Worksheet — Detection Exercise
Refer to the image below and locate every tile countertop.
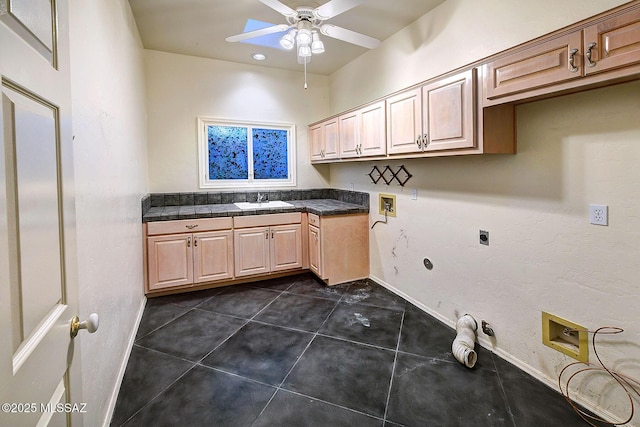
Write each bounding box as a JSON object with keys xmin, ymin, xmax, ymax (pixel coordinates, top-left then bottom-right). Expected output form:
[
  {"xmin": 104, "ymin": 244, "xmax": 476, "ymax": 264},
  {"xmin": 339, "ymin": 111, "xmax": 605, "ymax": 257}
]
[{"xmin": 142, "ymin": 190, "xmax": 370, "ymax": 223}]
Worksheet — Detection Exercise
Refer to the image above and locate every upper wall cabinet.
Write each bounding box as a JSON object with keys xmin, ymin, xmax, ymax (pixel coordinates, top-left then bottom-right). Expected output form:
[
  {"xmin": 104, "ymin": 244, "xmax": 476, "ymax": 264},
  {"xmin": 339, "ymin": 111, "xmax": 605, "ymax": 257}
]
[
  {"xmin": 583, "ymin": 8, "xmax": 640, "ymax": 76},
  {"xmin": 387, "ymin": 69, "xmax": 476, "ymax": 155},
  {"xmin": 421, "ymin": 69, "xmax": 475, "ymax": 152},
  {"xmin": 483, "ymin": 6, "xmax": 640, "ymax": 106},
  {"xmin": 339, "ymin": 101, "xmax": 386, "ymax": 159},
  {"xmin": 310, "ymin": 118, "xmax": 339, "ymax": 162},
  {"xmin": 386, "ymin": 88, "xmax": 422, "ymax": 155}
]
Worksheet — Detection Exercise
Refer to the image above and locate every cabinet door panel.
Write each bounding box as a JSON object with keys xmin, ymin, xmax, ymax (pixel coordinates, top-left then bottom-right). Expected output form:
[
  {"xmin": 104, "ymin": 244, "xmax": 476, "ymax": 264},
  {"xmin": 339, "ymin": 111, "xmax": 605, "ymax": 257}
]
[
  {"xmin": 323, "ymin": 118, "xmax": 340, "ymax": 159},
  {"xmin": 484, "ymin": 32, "xmax": 582, "ymax": 100},
  {"xmin": 583, "ymin": 8, "xmax": 640, "ymax": 76},
  {"xmin": 234, "ymin": 227, "xmax": 270, "ymax": 277},
  {"xmin": 360, "ymin": 101, "xmax": 386, "ymax": 157},
  {"xmin": 148, "ymin": 234, "xmax": 193, "ymax": 290},
  {"xmin": 309, "ymin": 124, "xmax": 323, "ymax": 162},
  {"xmin": 386, "ymin": 88, "xmax": 422, "ymax": 154},
  {"xmin": 308, "ymin": 225, "xmax": 322, "ymax": 277},
  {"xmin": 339, "ymin": 111, "xmax": 359, "ymax": 158},
  {"xmin": 194, "ymin": 231, "xmax": 234, "ymax": 283},
  {"xmin": 271, "ymin": 224, "xmax": 303, "ymax": 272},
  {"xmin": 422, "ymin": 69, "xmax": 475, "ymax": 151}
]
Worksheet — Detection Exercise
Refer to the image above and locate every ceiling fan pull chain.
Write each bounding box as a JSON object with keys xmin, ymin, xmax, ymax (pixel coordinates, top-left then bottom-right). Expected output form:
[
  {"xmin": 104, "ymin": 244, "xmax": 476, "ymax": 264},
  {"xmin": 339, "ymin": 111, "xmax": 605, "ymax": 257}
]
[{"xmin": 304, "ymin": 57, "xmax": 308, "ymax": 89}]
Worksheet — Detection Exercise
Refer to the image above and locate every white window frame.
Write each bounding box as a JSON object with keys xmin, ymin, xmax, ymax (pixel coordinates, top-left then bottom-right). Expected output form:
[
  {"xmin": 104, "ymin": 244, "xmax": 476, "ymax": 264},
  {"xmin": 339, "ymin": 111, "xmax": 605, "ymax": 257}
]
[{"xmin": 197, "ymin": 117, "xmax": 296, "ymax": 189}]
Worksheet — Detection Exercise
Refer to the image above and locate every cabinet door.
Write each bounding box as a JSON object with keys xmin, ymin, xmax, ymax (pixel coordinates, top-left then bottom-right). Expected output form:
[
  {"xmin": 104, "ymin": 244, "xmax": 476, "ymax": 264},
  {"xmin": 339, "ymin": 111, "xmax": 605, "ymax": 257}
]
[
  {"xmin": 359, "ymin": 101, "xmax": 386, "ymax": 157},
  {"xmin": 308, "ymin": 225, "xmax": 322, "ymax": 277},
  {"xmin": 339, "ymin": 110, "xmax": 359, "ymax": 158},
  {"xmin": 583, "ymin": 8, "xmax": 640, "ymax": 76},
  {"xmin": 309, "ymin": 124, "xmax": 324, "ymax": 162},
  {"xmin": 386, "ymin": 88, "xmax": 422, "ymax": 154},
  {"xmin": 147, "ymin": 233, "xmax": 193, "ymax": 290},
  {"xmin": 322, "ymin": 118, "xmax": 340, "ymax": 160},
  {"xmin": 193, "ymin": 230, "xmax": 234, "ymax": 283},
  {"xmin": 422, "ymin": 69, "xmax": 475, "ymax": 152},
  {"xmin": 234, "ymin": 227, "xmax": 270, "ymax": 277},
  {"xmin": 484, "ymin": 32, "xmax": 582, "ymax": 101},
  {"xmin": 271, "ymin": 224, "xmax": 303, "ymax": 272}
]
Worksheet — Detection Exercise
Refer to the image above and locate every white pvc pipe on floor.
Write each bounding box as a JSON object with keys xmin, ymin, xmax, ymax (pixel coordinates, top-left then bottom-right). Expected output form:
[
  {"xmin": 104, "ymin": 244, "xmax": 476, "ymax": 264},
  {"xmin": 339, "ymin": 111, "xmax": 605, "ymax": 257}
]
[{"xmin": 452, "ymin": 314, "xmax": 478, "ymax": 368}]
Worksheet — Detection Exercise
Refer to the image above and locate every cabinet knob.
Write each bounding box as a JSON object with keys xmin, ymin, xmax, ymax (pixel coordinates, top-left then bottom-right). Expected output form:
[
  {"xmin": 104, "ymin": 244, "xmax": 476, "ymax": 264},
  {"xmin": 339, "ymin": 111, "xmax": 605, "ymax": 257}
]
[
  {"xmin": 185, "ymin": 224, "xmax": 198, "ymax": 229},
  {"xmin": 187, "ymin": 237, "xmax": 191, "ymax": 247},
  {"xmin": 194, "ymin": 237, "xmax": 198, "ymax": 247},
  {"xmin": 568, "ymin": 48, "xmax": 579, "ymax": 72},
  {"xmin": 585, "ymin": 42, "xmax": 597, "ymax": 68},
  {"xmin": 416, "ymin": 134, "xmax": 422, "ymax": 149},
  {"xmin": 423, "ymin": 133, "xmax": 429, "ymax": 148}
]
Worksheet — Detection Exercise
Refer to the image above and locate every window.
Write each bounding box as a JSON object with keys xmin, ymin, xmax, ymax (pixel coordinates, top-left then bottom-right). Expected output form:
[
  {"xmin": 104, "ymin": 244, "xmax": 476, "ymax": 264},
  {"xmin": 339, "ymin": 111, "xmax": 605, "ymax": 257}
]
[{"xmin": 198, "ymin": 117, "xmax": 296, "ymax": 189}]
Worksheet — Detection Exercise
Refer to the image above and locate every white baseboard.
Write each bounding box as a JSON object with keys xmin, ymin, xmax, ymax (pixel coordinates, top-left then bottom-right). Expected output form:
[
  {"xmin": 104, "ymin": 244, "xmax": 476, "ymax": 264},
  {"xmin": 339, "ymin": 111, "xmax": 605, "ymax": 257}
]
[{"xmin": 102, "ymin": 296, "xmax": 147, "ymax": 427}]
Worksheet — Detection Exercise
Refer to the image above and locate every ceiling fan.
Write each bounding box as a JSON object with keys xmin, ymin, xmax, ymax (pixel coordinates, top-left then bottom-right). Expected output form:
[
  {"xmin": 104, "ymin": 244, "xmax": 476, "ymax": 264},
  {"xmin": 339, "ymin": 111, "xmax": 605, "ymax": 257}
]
[{"xmin": 226, "ymin": 0, "xmax": 381, "ymax": 75}]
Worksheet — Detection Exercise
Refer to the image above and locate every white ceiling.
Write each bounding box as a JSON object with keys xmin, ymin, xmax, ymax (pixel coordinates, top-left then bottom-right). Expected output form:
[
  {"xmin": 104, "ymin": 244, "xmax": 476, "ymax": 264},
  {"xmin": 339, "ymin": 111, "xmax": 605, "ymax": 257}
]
[{"xmin": 128, "ymin": 0, "xmax": 446, "ymax": 76}]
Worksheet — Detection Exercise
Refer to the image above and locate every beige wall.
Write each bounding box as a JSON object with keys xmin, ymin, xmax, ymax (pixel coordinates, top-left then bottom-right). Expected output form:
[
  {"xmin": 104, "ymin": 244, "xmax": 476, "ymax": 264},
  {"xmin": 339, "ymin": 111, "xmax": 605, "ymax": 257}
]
[
  {"xmin": 328, "ymin": 0, "xmax": 639, "ymax": 422},
  {"xmin": 145, "ymin": 50, "xmax": 331, "ymax": 192},
  {"xmin": 69, "ymin": 0, "xmax": 149, "ymax": 425}
]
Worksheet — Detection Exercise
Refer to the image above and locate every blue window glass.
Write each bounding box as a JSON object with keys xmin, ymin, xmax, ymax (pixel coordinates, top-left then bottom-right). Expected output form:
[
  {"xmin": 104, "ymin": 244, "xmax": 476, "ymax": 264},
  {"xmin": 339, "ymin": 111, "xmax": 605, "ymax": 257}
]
[
  {"xmin": 207, "ymin": 125, "xmax": 248, "ymax": 180},
  {"xmin": 253, "ymin": 128, "xmax": 288, "ymax": 179},
  {"xmin": 199, "ymin": 118, "xmax": 295, "ymax": 188}
]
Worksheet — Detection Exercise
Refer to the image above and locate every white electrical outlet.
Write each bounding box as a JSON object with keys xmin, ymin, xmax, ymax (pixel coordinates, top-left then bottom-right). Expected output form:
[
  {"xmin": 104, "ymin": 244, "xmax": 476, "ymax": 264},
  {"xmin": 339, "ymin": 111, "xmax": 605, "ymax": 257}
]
[
  {"xmin": 589, "ymin": 204, "xmax": 608, "ymax": 226},
  {"xmin": 411, "ymin": 189, "xmax": 417, "ymax": 200}
]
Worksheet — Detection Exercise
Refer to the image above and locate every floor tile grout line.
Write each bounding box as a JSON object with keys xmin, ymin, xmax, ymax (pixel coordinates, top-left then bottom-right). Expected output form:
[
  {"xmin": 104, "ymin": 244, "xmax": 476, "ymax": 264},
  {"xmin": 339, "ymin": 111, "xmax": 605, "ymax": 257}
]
[
  {"xmin": 491, "ymin": 353, "xmax": 518, "ymax": 427},
  {"xmin": 253, "ymin": 284, "xmax": 351, "ymax": 423},
  {"xmin": 383, "ymin": 308, "xmax": 406, "ymax": 424},
  {"xmin": 115, "ymin": 364, "xmax": 199, "ymax": 426},
  {"xmin": 133, "ymin": 306, "xmax": 196, "ymax": 342},
  {"xmin": 195, "ymin": 288, "xmax": 289, "ymax": 366}
]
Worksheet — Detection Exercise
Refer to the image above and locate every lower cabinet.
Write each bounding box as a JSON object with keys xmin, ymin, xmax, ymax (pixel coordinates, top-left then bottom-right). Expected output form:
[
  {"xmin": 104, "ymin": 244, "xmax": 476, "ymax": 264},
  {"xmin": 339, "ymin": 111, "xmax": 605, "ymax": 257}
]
[
  {"xmin": 307, "ymin": 213, "xmax": 369, "ymax": 286},
  {"xmin": 144, "ymin": 211, "xmax": 368, "ymax": 294},
  {"xmin": 146, "ymin": 220, "xmax": 234, "ymax": 292},
  {"xmin": 234, "ymin": 224, "xmax": 303, "ymax": 277}
]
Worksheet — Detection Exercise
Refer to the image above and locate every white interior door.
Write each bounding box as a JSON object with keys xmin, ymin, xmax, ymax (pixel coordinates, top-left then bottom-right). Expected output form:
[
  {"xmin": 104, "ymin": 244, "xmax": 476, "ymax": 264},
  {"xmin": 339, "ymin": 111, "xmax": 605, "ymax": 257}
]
[{"xmin": 0, "ymin": 0, "xmax": 82, "ymax": 426}]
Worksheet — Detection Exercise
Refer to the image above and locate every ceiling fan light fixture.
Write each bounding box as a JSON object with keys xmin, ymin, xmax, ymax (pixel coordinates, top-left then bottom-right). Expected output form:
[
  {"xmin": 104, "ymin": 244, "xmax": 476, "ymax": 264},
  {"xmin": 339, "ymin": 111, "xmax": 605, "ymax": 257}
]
[
  {"xmin": 311, "ymin": 32, "xmax": 325, "ymax": 54},
  {"xmin": 279, "ymin": 29, "xmax": 296, "ymax": 50},
  {"xmin": 298, "ymin": 44, "xmax": 312, "ymax": 58},
  {"xmin": 295, "ymin": 19, "xmax": 312, "ymax": 45}
]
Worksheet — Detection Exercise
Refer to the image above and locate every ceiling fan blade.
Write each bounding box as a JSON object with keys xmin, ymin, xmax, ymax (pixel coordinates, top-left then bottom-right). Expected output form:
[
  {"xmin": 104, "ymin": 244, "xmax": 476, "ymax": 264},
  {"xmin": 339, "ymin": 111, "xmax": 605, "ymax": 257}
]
[
  {"xmin": 313, "ymin": 0, "xmax": 366, "ymax": 20},
  {"xmin": 320, "ymin": 24, "xmax": 381, "ymax": 49},
  {"xmin": 225, "ymin": 24, "xmax": 289, "ymax": 42},
  {"xmin": 259, "ymin": 0, "xmax": 297, "ymax": 18}
]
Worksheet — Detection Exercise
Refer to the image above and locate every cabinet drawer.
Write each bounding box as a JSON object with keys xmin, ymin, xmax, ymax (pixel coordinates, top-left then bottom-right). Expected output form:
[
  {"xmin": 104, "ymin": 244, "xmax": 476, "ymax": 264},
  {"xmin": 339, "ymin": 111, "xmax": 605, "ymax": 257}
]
[
  {"xmin": 147, "ymin": 217, "xmax": 233, "ymax": 235},
  {"xmin": 308, "ymin": 213, "xmax": 320, "ymax": 227},
  {"xmin": 234, "ymin": 212, "xmax": 301, "ymax": 228}
]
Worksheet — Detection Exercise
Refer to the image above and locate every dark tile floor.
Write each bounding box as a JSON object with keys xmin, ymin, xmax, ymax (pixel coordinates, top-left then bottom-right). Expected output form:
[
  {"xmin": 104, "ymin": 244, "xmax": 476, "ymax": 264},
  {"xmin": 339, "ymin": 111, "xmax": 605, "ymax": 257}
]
[{"xmin": 111, "ymin": 273, "xmax": 594, "ymax": 427}]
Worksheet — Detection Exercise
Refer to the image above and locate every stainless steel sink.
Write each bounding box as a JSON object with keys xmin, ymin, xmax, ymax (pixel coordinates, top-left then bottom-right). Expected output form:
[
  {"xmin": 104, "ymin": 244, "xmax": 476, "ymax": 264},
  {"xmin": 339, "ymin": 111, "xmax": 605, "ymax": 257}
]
[{"xmin": 233, "ymin": 201, "xmax": 294, "ymax": 210}]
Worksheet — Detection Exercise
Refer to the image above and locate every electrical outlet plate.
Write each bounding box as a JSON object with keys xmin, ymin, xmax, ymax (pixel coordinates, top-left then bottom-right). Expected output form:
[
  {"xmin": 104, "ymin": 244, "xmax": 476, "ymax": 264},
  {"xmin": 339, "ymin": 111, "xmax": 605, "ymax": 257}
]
[
  {"xmin": 589, "ymin": 204, "xmax": 608, "ymax": 226},
  {"xmin": 479, "ymin": 230, "xmax": 489, "ymax": 246},
  {"xmin": 379, "ymin": 193, "xmax": 396, "ymax": 217},
  {"xmin": 542, "ymin": 312, "xmax": 588, "ymax": 362}
]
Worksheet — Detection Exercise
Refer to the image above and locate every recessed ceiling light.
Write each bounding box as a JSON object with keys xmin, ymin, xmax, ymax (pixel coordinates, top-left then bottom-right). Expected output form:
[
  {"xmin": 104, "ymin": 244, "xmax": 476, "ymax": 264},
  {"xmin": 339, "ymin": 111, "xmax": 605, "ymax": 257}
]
[{"xmin": 252, "ymin": 53, "xmax": 266, "ymax": 61}]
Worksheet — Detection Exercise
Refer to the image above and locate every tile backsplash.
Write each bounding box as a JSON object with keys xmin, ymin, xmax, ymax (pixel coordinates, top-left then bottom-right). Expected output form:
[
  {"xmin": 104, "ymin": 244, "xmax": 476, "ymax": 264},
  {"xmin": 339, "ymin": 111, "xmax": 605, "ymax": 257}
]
[{"xmin": 141, "ymin": 189, "xmax": 369, "ymax": 215}]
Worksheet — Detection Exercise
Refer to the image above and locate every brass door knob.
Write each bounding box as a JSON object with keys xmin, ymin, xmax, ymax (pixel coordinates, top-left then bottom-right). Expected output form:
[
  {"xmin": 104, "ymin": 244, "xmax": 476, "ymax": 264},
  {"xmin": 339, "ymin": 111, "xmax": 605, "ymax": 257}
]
[{"xmin": 70, "ymin": 313, "xmax": 99, "ymax": 338}]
